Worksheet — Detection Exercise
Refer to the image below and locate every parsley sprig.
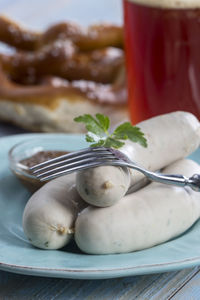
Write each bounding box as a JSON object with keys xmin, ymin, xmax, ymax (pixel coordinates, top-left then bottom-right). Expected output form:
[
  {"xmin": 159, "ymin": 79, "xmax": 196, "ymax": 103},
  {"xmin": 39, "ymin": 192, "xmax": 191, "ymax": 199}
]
[{"xmin": 74, "ymin": 113, "xmax": 147, "ymax": 149}]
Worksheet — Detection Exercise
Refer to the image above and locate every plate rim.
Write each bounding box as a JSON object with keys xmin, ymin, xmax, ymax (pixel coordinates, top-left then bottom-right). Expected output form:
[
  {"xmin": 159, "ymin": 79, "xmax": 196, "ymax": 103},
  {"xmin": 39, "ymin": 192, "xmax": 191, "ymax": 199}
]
[{"xmin": 1, "ymin": 254, "xmax": 200, "ymax": 279}]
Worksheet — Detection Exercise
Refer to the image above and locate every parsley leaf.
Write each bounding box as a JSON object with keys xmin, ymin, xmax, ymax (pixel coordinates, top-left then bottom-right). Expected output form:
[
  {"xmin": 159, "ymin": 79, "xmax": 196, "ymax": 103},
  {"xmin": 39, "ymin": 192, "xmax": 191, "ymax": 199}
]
[
  {"xmin": 74, "ymin": 114, "xmax": 105, "ymax": 136},
  {"xmin": 85, "ymin": 134, "xmax": 96, "ymax": 143},
  {"xmin": 113, "ymin": 122, "xmax": 147, "ymax": 148},
  {"xmin": 74, "ymin": 113, "xmax": 148, "ymax": 149},
  {"xmin": 104, "ymin": 137, "xmax": 125, "ymax": 149},
  {"xmin": 90, "ymin": 140, "xmax": 106, "ymax": 147},
  {"xmin": 95, "ymin": 113, "xmax": 110, "ymax": 132}
]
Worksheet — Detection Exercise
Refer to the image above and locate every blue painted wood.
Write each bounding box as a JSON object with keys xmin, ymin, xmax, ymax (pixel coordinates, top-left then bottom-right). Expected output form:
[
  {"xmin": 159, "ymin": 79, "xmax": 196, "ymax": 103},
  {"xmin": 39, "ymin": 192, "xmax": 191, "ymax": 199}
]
[
  {"xmin": 171, "ymin": 270, "xmax": 200, "ymax": 300},
  {"xmin": 0, "ymin": 268, "xmax": 200, "ymax": 299}
]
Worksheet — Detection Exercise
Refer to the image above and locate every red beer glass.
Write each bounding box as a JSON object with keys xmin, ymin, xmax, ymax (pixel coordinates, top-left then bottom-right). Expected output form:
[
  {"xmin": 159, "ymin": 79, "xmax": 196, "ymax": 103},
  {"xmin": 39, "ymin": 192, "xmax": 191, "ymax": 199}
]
[{"xmin": 123, "ymin": 0, "xmax": 200, "ymax": 124}]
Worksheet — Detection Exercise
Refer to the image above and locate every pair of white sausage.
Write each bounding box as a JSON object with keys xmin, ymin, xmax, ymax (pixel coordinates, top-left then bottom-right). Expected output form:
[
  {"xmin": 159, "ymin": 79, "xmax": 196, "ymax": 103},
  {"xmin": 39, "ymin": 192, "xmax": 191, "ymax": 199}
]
[
  {"xmin": 75, "ymin": 159, "xmax": 200, "ymax": 254},
  {"xmin": 76, "ymin": 111, "xmax": 200, "ymax": 207}
]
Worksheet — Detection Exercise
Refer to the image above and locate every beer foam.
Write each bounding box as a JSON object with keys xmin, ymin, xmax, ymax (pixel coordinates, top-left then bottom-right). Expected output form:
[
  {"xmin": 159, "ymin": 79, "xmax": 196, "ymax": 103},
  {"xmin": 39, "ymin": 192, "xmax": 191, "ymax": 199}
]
[{"xmin": 127, "ymin": 0, "xmax": 200, "ymax": 9}]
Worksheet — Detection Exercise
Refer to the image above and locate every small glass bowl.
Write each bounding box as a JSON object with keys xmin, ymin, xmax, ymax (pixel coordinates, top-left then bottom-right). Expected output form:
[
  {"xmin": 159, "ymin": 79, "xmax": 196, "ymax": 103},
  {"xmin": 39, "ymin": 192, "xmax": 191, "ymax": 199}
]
[{"xmin": 8, "ymin": 135, "xmax": 77, "ymax": 193}]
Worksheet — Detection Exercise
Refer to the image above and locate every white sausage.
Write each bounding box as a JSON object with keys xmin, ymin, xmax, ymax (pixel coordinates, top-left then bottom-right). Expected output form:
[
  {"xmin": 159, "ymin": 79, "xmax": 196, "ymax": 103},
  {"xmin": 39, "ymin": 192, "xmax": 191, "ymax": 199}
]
[
  {"xmin": 76, "ymin": 166, "xmax": 130, "ymax": 207},
  {"xmin": 23, "ymin": 174, "xmax": 86, "ymax": 250},
  {"xmin": 75, "ymin": 159, "xmax": 200, "ymax": 254},
  {"xmin": 76, "ymin": 111, "xmax": 200, "ymax": 206},
  {"xmin": 124, "ymin": 111, "xmax": 200, "ymax": 188}
]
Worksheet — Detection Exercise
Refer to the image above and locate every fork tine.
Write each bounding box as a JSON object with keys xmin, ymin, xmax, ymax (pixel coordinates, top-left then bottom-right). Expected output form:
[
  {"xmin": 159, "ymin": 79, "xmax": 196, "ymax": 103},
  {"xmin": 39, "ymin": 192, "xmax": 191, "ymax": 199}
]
[
  {"xmin": 32, "ymin": 150, "xmax": 111, "ymax": 174},
  {"xmin": 36, "ymin": 154, "xmax": 117, "ymax": 179},
  {"xmin": 30, "ymin": 147, "xmax": 109, "ymax": 171},
  {"xmin": 39, "ymin": 160, "xmax": 123, "ymax": 181}
]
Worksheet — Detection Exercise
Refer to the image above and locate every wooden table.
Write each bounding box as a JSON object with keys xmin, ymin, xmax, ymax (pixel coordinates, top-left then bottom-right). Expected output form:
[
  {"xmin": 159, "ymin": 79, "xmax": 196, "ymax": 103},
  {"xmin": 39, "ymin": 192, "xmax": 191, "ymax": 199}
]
[{"xmin": 0, "ymin": 0, "xmax": 200, "ymax": 298}]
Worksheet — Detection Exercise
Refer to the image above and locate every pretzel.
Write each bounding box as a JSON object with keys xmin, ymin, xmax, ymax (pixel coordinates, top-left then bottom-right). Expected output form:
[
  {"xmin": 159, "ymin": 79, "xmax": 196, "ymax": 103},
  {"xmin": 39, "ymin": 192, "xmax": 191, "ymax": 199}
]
[
  {"xmin": 0, "ymin": 15, "xmax": 123, "ymax": 51},
  {"xmin": 0, "ymin": 41, "xmax": 124, "ymax": 84},
  {"xmin": 0, "ymin": 16, "xmax": 128, "ymax": 133},
  {"xmin": 0, "ymin": 15, "xmax": 39, "ymax": 51},
  {"xmin": 41, "ymin": 23, "xmax": 123, "ymax": 51},
  {"xmin": 0, "ymin": 66, "xmax": 126, "ymax": 106}
]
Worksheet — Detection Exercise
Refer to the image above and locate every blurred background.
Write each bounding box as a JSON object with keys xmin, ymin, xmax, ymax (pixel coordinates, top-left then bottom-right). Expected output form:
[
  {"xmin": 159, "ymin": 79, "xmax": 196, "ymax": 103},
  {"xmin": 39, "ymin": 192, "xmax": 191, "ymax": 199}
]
[
  {"xmin": 0, "ymin": 0, "xmax": 122, "ymax": 28},
  {"xmin": 0, "ymin": 0, "xmax": 122, "ymax": 27},
  {"xmin": 0, "ymin": 0, "xmax": 123, "ymax": 136}
]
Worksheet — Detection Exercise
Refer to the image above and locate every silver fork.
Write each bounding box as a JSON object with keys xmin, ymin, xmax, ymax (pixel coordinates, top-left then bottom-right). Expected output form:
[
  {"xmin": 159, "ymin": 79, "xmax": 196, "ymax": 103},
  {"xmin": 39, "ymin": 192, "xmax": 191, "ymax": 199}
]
[{"xmin": 29, "ymin": 147, "xmax": 200, "ymax": 192}]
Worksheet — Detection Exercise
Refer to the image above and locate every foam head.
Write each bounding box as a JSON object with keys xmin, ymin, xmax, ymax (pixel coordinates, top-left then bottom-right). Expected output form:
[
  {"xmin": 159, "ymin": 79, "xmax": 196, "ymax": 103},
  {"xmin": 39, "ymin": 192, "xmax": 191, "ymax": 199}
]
[{"xmin": 126, "ymin": 0, "xmax": 200, "ymax": 9}]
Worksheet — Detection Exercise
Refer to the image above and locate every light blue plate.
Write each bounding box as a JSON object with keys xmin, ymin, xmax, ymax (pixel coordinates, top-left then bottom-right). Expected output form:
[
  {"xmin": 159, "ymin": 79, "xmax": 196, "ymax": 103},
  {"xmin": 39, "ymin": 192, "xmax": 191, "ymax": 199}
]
[{"xmin": 0, "ymin": 133, "xmax": 200, "ymax": 280}]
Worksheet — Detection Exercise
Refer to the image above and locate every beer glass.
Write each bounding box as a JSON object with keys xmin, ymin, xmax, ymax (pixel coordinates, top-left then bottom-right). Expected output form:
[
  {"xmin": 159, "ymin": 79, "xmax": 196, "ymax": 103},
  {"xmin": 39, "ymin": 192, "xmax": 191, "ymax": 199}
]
[{"xmin": 123, "ymin": 0, "xmax": 200, "ymax": 123}]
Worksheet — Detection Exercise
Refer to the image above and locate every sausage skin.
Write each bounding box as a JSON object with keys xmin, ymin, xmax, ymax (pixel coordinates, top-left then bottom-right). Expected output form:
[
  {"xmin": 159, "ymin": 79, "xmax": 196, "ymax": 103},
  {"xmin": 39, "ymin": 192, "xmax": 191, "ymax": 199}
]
[
  {"xmin": 23, "ymin": 174, "xmax": 86, "ymax": 249},
  {"xmin": 75, "ymin": 159, "xmax": 200, "ymax": 254}
]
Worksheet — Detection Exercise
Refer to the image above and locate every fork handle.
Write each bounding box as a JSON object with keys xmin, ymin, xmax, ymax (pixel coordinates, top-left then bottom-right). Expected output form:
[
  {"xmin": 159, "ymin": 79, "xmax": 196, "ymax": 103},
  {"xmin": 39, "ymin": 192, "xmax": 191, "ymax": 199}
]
[{"xmin": 147, "ymin": 172, "xmax": 200, "ymax": 192}]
